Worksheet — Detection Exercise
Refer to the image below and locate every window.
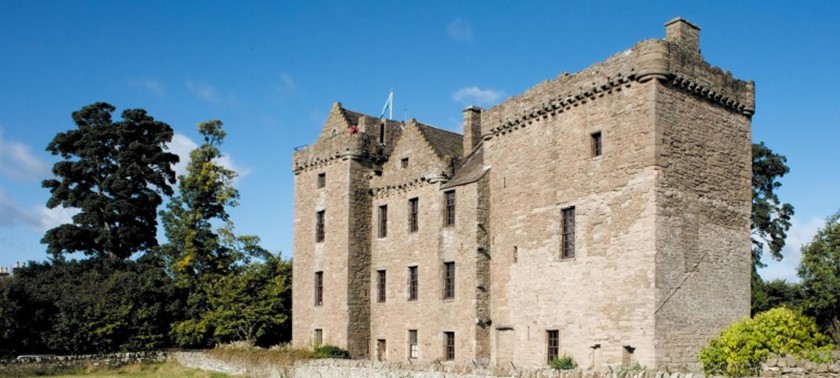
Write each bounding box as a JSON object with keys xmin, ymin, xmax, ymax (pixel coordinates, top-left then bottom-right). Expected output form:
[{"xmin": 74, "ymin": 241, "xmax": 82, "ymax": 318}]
[
  {"xmin": 408, "ymin": 198, "xmax": 419, "ymax": 233},
  {"xmin": 591, "ymin": 131, "xmax": 602, "ymax": 157},
  {"xmin": 401, "ymin": 157, "xmax": 409, "ymax": 168},
  {"xmin": 547, "ymin": 330, "xmax": 559, "ymax": 363},
  {"xmin": 377, "ymin": 339, "xmax": 387, "ymax": 361},
  {"xmin": 379, "ymin": 123, "xmax": 385, "ymax": 144},
  {"xmin": 317, "ymin": 172, "xmax": 326, "ymax": 188},
  {"xmin": 377, "ymin": 270, "xmax": 386, "ymax": 303},
  {"xmin": 314, "ymin": 271, "xmax": 323, "ymax": 306},
  {"xmin": 444, "ymin": 190, "xmax": 456, "ymax": 226},
  {"xmin": 408, "ymin": 330, "xmax": 418, "ymax": 359},
  {"xmin": 444, "ymin": 332, "xmax": 455, "ymax": 360},
  {"xmin": 443, "ymin": 262, "xmax": 455, "ymax": 299},
  {"xmin": 408, "ymin": 266, "xmax": 418, "ymax": 301},
  {"xmin": 378, "ymin": 205, "xmax": 388, "ymax": 238},
  {"xmin": 314, "ymin": 328, "xmax": 323, "ymax": 347},
  {"xmin": 316, "ymin": 210, "xmax": 325, "ymax": 243},
  {"xmin": 562, "ymin": 207, "xmax": 575, "ymax": 258}
]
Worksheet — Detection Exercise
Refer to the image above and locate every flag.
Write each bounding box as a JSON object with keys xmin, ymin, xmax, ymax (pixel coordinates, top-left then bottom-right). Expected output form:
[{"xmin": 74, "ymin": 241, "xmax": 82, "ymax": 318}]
[{"xmin": 379, "ymin": 90, "xmax": 393, "ymax": 119}]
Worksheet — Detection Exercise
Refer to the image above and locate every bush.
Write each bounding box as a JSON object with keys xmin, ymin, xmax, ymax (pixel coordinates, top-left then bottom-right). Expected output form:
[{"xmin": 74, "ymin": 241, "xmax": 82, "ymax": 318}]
[
  {"xmin": 313, "ymin": 344, "xmax": 350, "ymax": 359},
  {"xmin": 699, "ymin": 307, "xmax": 834, "ymax": 377},
  {"xmin": 549, "ymin": 354, "xmax": 578, "ymax": 370}
]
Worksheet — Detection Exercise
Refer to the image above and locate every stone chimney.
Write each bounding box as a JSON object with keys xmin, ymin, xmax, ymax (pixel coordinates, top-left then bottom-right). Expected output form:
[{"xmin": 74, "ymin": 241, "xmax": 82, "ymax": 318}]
[
  {"xmin": 463, "ymin": 105, "xmax": 482, "ymax": 155},
  {"xmin": 665, "ymin": 17, "xmax": 700, "ymax": 53}
]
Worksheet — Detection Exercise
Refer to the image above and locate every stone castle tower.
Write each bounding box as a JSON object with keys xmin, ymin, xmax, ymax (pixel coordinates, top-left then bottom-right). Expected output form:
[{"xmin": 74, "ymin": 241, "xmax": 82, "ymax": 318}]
[{"xmin": 291, "ymin": 18, "xmax": 753, "ymax": 369}]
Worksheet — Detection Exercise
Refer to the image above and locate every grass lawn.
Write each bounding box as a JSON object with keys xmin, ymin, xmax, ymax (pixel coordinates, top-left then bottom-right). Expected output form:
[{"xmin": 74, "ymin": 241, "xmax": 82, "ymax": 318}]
[{"xmin": 4, "ymin": 362, "xmax": 232, "ymax": 378}]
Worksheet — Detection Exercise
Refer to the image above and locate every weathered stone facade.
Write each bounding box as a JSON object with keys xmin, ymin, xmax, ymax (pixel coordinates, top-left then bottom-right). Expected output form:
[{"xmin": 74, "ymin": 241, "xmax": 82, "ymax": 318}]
[{"xmin": 292, "ymin": 18, "xmax": 752, "ymax": 370}]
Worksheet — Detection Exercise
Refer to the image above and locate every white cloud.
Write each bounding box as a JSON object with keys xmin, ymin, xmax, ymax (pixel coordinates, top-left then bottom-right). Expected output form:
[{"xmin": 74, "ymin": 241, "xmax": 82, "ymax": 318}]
[
  {"xmin": 758, "ymin": 216, "xmax": 825, "ymax": 282},
  {"xmin": 128, "ymin": 78, "xmax": 165, "ymax": 96},
  {"xmin": 0, "ymin": 129, "xmax": 50, "ymax": 182},
  {"xmin": 280, "ymin": 73, "xmax": 297, "ymax": 93},
  {"xmin": 187, "ymin": 80, "xmax": 237, "ymax": 106},
  {"xmin": 453, "ymin": 86, "xmax": 503, "ymax": 106},
  {"xmin": 167, "ymin": 132, "xmax": 249, "ymax": 181},
  {"xmin": 0, "ymin": 189, "xmax": 76, "ymax": 231},
  {"xmin": 447, "ymin": 18, "xmax": 473, "ymax": 41}
]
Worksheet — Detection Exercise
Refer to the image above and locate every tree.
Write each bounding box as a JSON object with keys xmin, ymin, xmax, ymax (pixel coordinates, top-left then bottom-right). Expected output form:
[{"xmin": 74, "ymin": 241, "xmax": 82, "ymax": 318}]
[
  {"xmin": 159, "ymin": 120, "xmax": 258, "ymax": 278},
  {"xmin": 172, "ymin": 254, "xmax": 292, "ymax": 346},
  {"xmin": 798, "ymin": 210, "xmax": 840, "ymax": 342},
  {"xmin": 42, "ymin": 102, "xmax": 179, "ymax": 259},
  {"xmin": 159, "ymin": 120, "xmax": 270, "ymax": 347},
  {"xmin": 750, "ymin": 142, "xmax": 795, "ymax": 312}
]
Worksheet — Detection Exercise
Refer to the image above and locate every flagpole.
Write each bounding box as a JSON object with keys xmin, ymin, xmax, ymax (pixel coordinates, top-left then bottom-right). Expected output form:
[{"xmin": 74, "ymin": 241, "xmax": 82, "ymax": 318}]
[{"xmin": 389, "ymin": 90, "xmax": 393, "ymax": 120}]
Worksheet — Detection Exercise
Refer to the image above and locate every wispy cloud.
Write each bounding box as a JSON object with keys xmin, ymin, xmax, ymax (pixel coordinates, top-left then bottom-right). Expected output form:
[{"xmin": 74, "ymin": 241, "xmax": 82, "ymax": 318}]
[
  {"xmin": 453, "ymin": 86, "xmax": 503, "ymax": 106},
  {"xmin": 447, "ymin": 18, "xmax": 473, "ymax": 41},
  {"xmin": 0, "ymin": 189, "xmax": 76, "ymax": 231},
  {"xmin": 128, "ymin": 78, "xmax": 165, "ymax": 96},
  {"xmin": 758, "ymin": 216, "xmax": 825, "ymax": 282},
  {"xmin": 167, "ymin": 132, "xmax": 250, "ymax": 181},
  {"xmin": 187, "ymin": 80, "xmax": 237, "ymax": 106},
  {"xmin": 0, "ymin": 129, "xmax": 50, "ymax": 182},
  {"xmin": 266, "ymin": 73, "xmax": 298, "ymax": 103}
]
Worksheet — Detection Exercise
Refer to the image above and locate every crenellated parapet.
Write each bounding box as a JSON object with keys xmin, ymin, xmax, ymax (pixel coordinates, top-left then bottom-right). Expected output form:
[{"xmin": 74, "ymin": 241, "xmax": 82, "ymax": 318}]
[
  {"xmin": 482, "ymin": 19, "xmax": 755, "ymax": 141},
  {"xmin": 370, "ymin": 176, "xmax": 436, "ymax": 199},
  {"xmin": 292, "ymin": 132, "xmax": 387, "ymax": 174}
]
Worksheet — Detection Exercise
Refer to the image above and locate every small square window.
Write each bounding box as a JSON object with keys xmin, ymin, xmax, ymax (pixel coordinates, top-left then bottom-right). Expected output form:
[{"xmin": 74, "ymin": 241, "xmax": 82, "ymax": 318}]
[
  {"xmin": 317, "ymin": 172, "xmax": 326, "ymax": 188},
  {"xmin": 401, "ymin": 157, "xmax": 409, "ymax": 168},
  {"xmin": 591, "ymin": 132, "xmax": 602, "ymax": 157}
]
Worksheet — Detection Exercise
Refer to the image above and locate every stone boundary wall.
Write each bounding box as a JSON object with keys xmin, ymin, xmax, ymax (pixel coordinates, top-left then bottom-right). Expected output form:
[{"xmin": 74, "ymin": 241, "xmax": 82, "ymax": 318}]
[
  {"xmin": 170, "ymin": 351, "xmax": 840, "ymax": 378},
  {"xmin": 0, "ymin": 351, "xmax": 166, "ymax": 370}
]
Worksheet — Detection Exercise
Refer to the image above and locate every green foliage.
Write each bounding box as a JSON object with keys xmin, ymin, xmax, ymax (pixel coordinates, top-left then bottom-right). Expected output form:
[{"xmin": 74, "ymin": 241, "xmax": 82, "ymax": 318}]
[
  {"xmin": 159, "ymin": 120, "xmax": 248, "ymax": 279},
  {"xmin": 751, "ymin": 142, "xmax": 795, "ymax": 313},
  {"xmin": 313, "ymin": 344, "xmax": 351, "ymax": 359},
  {"xmin": 798, "ymin": 210, "xmax": 840, "ymax": 342},
  {"xmin": 172, "ymin": 255, "xmax": 293, "ymax": 347},
  {"xmin": 751, "ymin": 279, "xmax": 804, "ymax": 315},
  {"xmin": 42, "ymin": 102, "xmax": 178, "ymax": 259},
  {"xmin": 0, "ymin": 258, "xmax": 177, "ymax": 357},
  {"xmin": 548, "ymin": 354, "xmax": 578, "ymax": 370},
  {"xmin": 698, "ymin": 307, "xmax": 834, "ymax": 377}
]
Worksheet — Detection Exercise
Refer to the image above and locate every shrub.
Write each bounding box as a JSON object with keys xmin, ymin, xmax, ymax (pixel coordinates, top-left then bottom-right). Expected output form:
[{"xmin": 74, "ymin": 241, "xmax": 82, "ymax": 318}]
[
  {"xmin": 549, "ymin": 354, "xmax": 578, "ymax": 370},
  {"xmin": 313, "ymin": 344, "xmax": 350, "ymax": 359},
  {"xmin": 699, "ymin": 307, "xmax": 834, "ymax": 377}
]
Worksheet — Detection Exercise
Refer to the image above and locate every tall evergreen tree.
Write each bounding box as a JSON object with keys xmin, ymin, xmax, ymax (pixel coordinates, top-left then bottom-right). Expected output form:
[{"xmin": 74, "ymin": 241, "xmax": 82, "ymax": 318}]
[{"xmin": 42, "ymin": 102, "xmax": 178, "ymax": 259}]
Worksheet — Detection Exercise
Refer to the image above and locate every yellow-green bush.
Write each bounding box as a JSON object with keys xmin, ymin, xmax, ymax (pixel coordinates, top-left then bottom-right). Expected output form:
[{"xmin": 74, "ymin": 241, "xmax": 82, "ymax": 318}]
[{"xmin": 699, "ymin": 307, "xmax": 834, "ymax": 377}]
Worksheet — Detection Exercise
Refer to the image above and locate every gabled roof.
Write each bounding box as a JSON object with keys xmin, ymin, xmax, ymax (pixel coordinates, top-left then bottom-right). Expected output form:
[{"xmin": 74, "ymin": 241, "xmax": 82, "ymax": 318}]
[
  {"xmin": 415, "ymin": 122, "xmax": 463, "ymax": 160},
  {"xmin": 442, "ymin": 143, "xmax": 488, "ymax": 189}
]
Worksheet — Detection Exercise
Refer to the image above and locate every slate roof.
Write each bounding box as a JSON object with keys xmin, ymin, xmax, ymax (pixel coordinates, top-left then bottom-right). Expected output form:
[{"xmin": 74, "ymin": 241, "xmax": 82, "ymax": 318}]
[
  {"xmin": 442, "ymin": 143, "xmax": 488, "ymax": 189},
  {"xmin": 415, "ymin": 123, "xmax": 463, "ymax": 160}
]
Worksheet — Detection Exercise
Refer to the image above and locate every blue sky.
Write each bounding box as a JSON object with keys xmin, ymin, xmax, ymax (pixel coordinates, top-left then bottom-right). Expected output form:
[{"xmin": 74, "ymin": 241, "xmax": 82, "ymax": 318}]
[{"xmin": 1, "ymin": 1, "xmax": 838, "ymax": 281}]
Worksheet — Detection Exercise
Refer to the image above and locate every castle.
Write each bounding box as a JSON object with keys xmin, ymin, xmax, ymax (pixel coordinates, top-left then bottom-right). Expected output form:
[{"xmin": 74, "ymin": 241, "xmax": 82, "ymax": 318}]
[{"xmin": 291, "ymin": 18, "xmax": 752, "ymax": 369}]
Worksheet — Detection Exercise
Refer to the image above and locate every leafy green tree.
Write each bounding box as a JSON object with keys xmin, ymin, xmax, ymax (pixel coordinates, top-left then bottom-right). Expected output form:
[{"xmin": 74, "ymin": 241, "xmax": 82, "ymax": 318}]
[
  {"xmin": 699, "ymin": 307, "xmax": 833, "ymax": 377},
  {"xmin": 160, "ymin": 120, "xmax": 271, "ymax": 347},
  {"xmin": 173, "ymin": 255, "xmax": 292, "ymax": 346},
  {"xmin": 750, "ymin": 142, "xmax": 795, "ymax": 312},
  {"xmin": 798, "ymin": 210, "xmax": 840, "ymax": 342},
  {"xmin": 42, "ymin": 102, "xmax": 178, "ymax": 259},
  {"xmin": 751, "ymin": 279, "xmax": 804, "ymax": 315},
  {"xmin": 160, "ymin": 120, "xmax": 258, "ymax": 279}
]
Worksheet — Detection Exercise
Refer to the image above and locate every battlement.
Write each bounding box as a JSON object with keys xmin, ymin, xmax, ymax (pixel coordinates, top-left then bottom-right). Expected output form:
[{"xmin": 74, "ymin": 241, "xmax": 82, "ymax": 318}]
[{"xmin": 480, "ymin": 18, "xmax": 754, "ymax": 141}]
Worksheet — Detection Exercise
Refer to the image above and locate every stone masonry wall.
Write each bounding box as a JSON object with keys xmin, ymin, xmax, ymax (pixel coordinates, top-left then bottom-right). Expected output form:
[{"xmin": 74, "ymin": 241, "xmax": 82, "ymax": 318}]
[
  {"xmin": 483, "ymin": 78, "xmax": 659, "ymax": 369},
  {"xmin": 652, "ymin": 78, "xmax": 752, "ymax": 368}
]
